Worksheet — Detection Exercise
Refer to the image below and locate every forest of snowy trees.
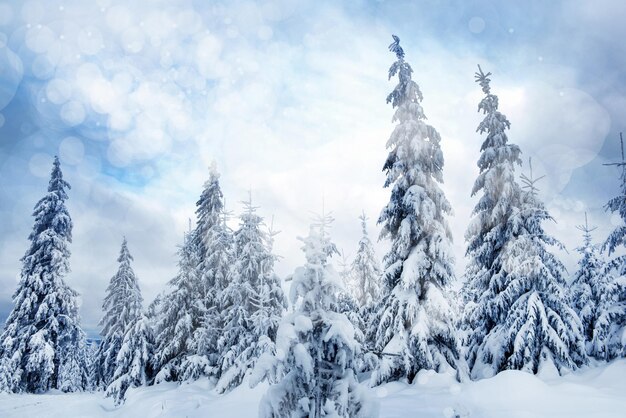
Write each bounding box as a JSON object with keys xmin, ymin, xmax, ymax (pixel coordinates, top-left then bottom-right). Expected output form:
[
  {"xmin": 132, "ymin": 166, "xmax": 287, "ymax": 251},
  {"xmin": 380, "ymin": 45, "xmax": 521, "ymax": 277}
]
[{"xmin": 0, "ymin": 35, "xmax": 625, "ymax": 416}]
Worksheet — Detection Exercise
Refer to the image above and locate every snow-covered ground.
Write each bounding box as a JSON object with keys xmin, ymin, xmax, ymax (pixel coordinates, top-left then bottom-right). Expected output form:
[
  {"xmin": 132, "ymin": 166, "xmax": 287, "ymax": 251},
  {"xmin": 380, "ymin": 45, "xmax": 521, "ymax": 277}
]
[{"xmin": 2, "ymin": 360, "xmax": 626, "ymax": 418}]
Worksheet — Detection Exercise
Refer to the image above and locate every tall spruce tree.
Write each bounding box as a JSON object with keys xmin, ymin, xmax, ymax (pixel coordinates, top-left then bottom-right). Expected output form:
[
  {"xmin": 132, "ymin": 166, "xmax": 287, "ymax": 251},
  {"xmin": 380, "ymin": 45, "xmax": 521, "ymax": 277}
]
[
  {"xmin": 336, "ymin": 249, "xmax": 363, "ymax": 344},
  {"xmin": 569, "ymin": 213, "xmax": 610, "ymax": 357},
  {"xmin": 249, "ymin": 215, "xmax": 287, "ymax": 355},
  {"xmin": 216, "ymin": 196, "xmax": 286, "ymax": 393},
  {"xmin": 194, "ymin": 163, "xmax": 226, "ymax": 334},
  {"xmin": 106, "ymin": 314, "xmax": 153, "ymax": 404},
  {"xmin": 349, "ymin": 213, "xmax": 382, "ymax": 371},
  {"xmin": 256, "ymin": 214, "xmax": 375, "ymax": 418},
  {"xmin": 153, "ymin": 164, "xmax": 230, "ymax": 383},
  {"xmin": 96, "ymin": 238, "xmax": 143, "ymax": 388},
  {"xmin": 370, "ymin": 35, "xmax": 460, "ymax": 385},
  {"xmin": 463, "ymin": 68, "xmax": 586, "ymax": 378},
  {"xmin": 462, "ymin": 66, "xmax": 523, "ymax": 376},
  {"xmin": 100, "ymin": 242, "xmax": 152, "ymax": 404},
  {"xmin": 189, "ymin": 208, "xmax": 235, "ymax": 380},
  {"xmin": 597, "ymin": 133, "xmax": 626, "ymax": 359},
  {"xmin": 194, "ymin": 162, "xmax": 231, "ymax": 354},
  {"xmin": 351, "ymin": 212, "xmax": 381, "ymax": 308},
  {"xmin": 0, "ymin": 157, "xmax": 87, "ymax": 392},
  {"xmin": 195, "ymin": 162, "xmax": 225, "ymax": 265},
  {"xmin": 178, "ymin": 164, "xmax": 230, "ymax": 381},
  {"xmin": 153, "ymin": 231, "xmax": 203, "ymax": 383}
]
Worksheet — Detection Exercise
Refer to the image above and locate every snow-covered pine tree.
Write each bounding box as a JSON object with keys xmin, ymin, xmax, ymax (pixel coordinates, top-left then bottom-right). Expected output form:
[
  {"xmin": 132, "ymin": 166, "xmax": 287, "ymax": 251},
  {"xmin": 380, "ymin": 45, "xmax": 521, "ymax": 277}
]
[
  {"xmin": 187, "ymin": 208, "xmax": 235, "ymax": 380},
  {"xmin": 96, "ymin": 238, "xmax": 143, "ymax": 388},
  {"xmin": 596, "ymin": 133, "xmax": 626, "ymax": 359},
  {"xmin": 335, "ymin": 249, "xmax": 364, "ymax": 348},
  {"xmin": 0, "ymin": 156, "xmax": 88, "ymax": 393},
  {"xmin": 216, "ymin": 196, "xmax": 286, "ymax": 393},
  {"xmin": 256, "ymin": 214, "xmax": 375, "ymax": 418},
  {"xmin": 0, "ymin": 355, "xmax": 11, "ymax": 392},
  {"xmin": 462, "ymin": 65, "xmax": 524, "ymax": 376},
  {"xmin": 569, "ymin": 213, "xmax": 610, "ymax": 357},
  {"xmin": 464, "ymin": 70, "xmax": 587, "ymax": 378},
  {"xmin": 370, "ymin": 35, "xmax": 460, "ymax": 385},
  {"xmin": 194, "ymin": 162, "xmax": 225, "ymax": 265},
  {"xmin": 194, "ymin": 163, "xmax": 226, "ymax": 321},
  {"xmin": 85, "ymin": 339, "xmax": 100, "ymax": 392},
  {"xmin": 106, "ymin": 314, "xmax": 154, "ymax": 404},
  {"xmin": 337, "ymin": 250, "xmax": 355, "ymax": 295},
  {"xmin": 58, "ymin": 330, "xmax": 89, "ymax": 393},
  {"xmin": 348, "ymin": 213, "xmax": 382, "ymax": 371},
  {"xmin": 153, "ymin": 230, "xmax": 203, "ymax": 383},
  {"xmin": 247, "ymin": 215, "xmax": 287, "ymax": 379},
  {"xmin": 351, "ymin": 212, "xmax": 381, "ymax": 308},
  {"xmin": 480, "ymin": 159, "xmax": 587, "ymax": 376},
  {"xmin": 177, "ymin": 164, "xmax": 230, "ymax": 381}
]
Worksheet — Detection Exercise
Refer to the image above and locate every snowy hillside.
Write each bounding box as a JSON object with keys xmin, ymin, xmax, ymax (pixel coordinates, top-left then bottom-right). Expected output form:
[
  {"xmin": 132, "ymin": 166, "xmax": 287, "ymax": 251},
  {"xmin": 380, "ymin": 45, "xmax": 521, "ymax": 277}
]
[{"xmin": 2, "ymin": 360, "xmax": 626, "ymax": 418}]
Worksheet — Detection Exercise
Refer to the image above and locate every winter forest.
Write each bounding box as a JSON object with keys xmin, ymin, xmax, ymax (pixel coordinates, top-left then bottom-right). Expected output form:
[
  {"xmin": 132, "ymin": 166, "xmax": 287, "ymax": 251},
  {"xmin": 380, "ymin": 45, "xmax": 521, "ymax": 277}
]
[{"xmin": 1, "ymin": 1, "xmax": 626, "ymax": 417}]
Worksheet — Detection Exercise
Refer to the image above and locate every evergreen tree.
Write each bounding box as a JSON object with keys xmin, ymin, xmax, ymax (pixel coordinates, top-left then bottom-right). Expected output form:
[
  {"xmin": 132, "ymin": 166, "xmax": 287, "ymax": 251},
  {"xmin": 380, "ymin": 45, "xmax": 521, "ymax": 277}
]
[
  {"xmin": 337, "ymin": 249, "xmax": 355, "ymax": 297},
  {"xmin": 462, "ymin": 66, "xmax": 524, "ymax": 377},
  {"xmin": 195, "ymin": 163, "xmax": 227, "ymax": 337},
  {"xmin": 195, "ymin": 162, "xmax": 225, "ymax": 266},
  {"xmin": 335, "ymin": 249, "xmax": 365, "ymax": 352},
  {"xmin": 370, "ymin": 35, "xmax": 460, "ymax": 385},
  {"xmin": 176, "ymin": 164, "xmax": 230, "ymax": 381},
  {"xmin": 153, "ymin": 231, "xmax": 203, "ymax": 383},
  {"xmin": 477, "ymin": 160, "xmax": 586, "ymax": 376},
  {"xmin": 216, "ymin": 196, "xmax": 286, "ymax": 393},
  {"xmin": 0, "ymin": 356, "xmax": 11, "ymax": 392},
  {"xmin": 351, "ymin": 212, "xmax": 381, "ymax": 308},
  {"xmin": 85, "ymin": 340, "xmax": 100, "ymax": 392},
  {"xmin": 247, "ymin": 217, "xmax": 288, "ymax": 381},
  {"xmin": 462, "ymin": 73, "xmax": 587, "ymax": 377},
  {"xmin": 255, "ymin": 214, "xmax": 375, "ymax": 418},
  {"xmin": 569, "ymin": 213, "xmax": 610, "ymax": 357},
  {"xmin": 189, "ymin": 209, "xmax": 235, "ymax": 380},
  {"xmin": 106, "ymin": 315, "xmax": 154, "ymax": 404},
  {"xmin": 597, "ymin": 134, "xmax": 626, "ymax": 359},
  {"xmin": 0, "ymin": 156, "xmax": 87, "ymax": 393},
  {"xmin": 96, "ymin": 238, "xmax": 143, "ymax": 388}
]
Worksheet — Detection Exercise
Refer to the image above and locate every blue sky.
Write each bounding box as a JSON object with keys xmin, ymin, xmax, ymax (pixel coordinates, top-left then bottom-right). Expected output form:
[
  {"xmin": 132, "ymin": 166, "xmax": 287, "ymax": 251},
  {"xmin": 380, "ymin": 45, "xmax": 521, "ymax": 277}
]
[{"xmin": 0, "ymin": 0, "xmax": 624, "ymax": 336}]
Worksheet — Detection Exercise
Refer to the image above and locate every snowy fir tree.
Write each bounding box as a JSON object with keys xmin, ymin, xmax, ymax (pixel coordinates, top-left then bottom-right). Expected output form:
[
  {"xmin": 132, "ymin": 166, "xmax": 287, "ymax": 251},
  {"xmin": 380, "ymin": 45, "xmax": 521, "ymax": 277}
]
[
  {"xmin": 96, "ymin": 238, "xmax": 143, "ymax": 388},
  {"xmin": 85, "ymin": 340, "xmax": 100, "ymax": 392},
  {"xmin": 336, "ymin": 249, "xmax": 355, "ymax": 295},
  {"xmin": 335, "ymin": 248, "xmax": 365, "ymax": 351},
  {"xmin": 216, "ymin": 196, "xmax": 286, "ymax": 393},
  {"xmin": 0, "ymin": 156, "xmax": 88, "ymax": 393},
  {"xmin": 569, "ymin": 213, "xmax": 612, "ymax": 357},
  {"xmin": 194, "ymin": 162, "xmax": 225, "ymax": 264},
  {"xmin": 596, "ymin": 134, "xmax": 626, "ymax": 360},
  {"xmin": 106, "ymin": 314, "xmax": 154, "ymax": 404},
  {"xmin": 153, "ymin": 230, "xmax": 204, "ymax": 383},
  {"xmin": 0, "ymin": 356, "xmax": 11, "ymax": 392},
  {"xmin": 351, "ymin": 212, "xmax": 381, "ymax": 308},
  {"xmin": 369, "ymin": 35, "xmax": 460, "ymax": 385},
  {"xmin": 462, "ymin": 84, "xmax": 587, "ymax": 378},
  {"xmin": 188, "ymin": 208, "xmax": 235, "ymax": 381},
  {"xmin": 175, "ymin": 163, "xmax": 231, "ymax": 381},
  {"xmin": 491, "ymin": 159, "xmax": 586, "ymax": 375},
  {"xmin": 255, "ymin": 214, "xmax": 375, "ymax": 418},
  {"xmin": 98, "ymin": 240, "xmax": 151, "ymax": 404},
  {"xmin": 345, "ymin": 213, "xmax": 382, "ymax": 371},
  {"xmin": 194, "ymin": 163, "xmax": 227, "ymax": 327},
  {"xmin": 462, "ymin": 66, "xmax": 524, "ymax": 377},
  {"xmin": 247, "ymin": 216, "xmax": 288, "ymax": 379}
]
